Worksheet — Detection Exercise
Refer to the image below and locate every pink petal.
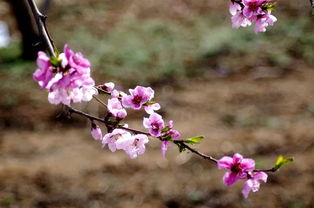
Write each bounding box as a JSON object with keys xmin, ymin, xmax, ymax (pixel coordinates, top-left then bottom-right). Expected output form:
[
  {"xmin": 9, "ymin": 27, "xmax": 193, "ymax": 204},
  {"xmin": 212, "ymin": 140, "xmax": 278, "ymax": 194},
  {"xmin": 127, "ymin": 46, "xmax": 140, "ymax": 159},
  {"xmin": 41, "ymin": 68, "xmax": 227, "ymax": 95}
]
[
  {"xmin": 242, "ymin": 180, "xmax": 252, "ymax": 198},
  {"xmin": 233, "ymin": 153, "xmax": 243, "ymax": 164},
  {"xmin": 223, "ymin": 172, "xmax": 239, "ymax": 186},
  {"xmin": 161, "ymin": 141, "xmax": 169, "ymax": 158},
  {"xmin": 217, "ymin": 156, "xmax": 233, "ymax": 169},
  {"xmin": 240, "ymin": 158, "xmax": 255, "ymax": 171}
]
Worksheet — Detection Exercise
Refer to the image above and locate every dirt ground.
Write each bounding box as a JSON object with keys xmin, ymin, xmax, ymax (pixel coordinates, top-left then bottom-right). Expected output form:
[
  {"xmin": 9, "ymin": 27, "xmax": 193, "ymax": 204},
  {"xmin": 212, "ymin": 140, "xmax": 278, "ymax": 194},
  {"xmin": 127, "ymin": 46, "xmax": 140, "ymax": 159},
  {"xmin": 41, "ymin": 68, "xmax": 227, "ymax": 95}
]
[{"xmin": 0, "ymin": 70, "xmax": 313, "ymax": 208}]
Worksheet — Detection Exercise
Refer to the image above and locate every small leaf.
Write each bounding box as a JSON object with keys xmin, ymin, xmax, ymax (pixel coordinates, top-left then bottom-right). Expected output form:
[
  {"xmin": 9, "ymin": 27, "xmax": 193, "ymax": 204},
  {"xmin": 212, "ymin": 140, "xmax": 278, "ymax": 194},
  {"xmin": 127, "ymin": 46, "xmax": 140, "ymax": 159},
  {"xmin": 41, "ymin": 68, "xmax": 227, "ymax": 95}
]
[
  {"xmin": 185, "ymin": 136, "xmax": 204, "ymax": 145},
  {"xmin": 162, "ymin": 126, "xmax": 171, "ymax": 133},
  {"xmin": 161, "ymin": 135, "xmax": 172, "ymax": 141},
  {"xmin": 273, "ymin": 155, "xmax": 294, "ymax": 171},
  {"xmin": 50, "ymin": 56, "xmax": 62, "ymax": 67},
  {"xmin": 145, "ymin": 101, "xmax": 155, "ymax": 106}
]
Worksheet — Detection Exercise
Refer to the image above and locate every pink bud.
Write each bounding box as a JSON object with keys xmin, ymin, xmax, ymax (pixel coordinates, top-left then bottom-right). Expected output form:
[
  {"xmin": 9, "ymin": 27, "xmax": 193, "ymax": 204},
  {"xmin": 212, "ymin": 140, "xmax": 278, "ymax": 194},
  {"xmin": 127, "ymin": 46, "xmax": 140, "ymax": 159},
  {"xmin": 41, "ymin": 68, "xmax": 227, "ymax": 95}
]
[{"xmin": 91, "ymin": 123, "xmax": 102, "ymax": 140}]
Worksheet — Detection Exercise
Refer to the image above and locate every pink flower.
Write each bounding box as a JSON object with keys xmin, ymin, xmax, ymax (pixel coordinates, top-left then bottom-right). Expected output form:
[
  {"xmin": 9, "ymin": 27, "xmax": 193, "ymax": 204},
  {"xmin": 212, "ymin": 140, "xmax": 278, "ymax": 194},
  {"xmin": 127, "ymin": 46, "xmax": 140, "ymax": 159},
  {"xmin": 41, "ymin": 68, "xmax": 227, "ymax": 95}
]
[
  {"xmin": 144, "ymin": 103, "xmax": 161, "ymax": 114},
  {"xmin": 217, "ymin": 153, "xmax": 255, "ymax": 186},
  {"xmin": 102, "ymin": 129, "xmax": 132, "ymax": 152},
  {"xmin": 34, "ymin": 45, "xmax": 97, "ymax": 106},
  {"xmin": 231, "ymin": 12, "xmax": 252, "ymax": 28},
  {"xmin": 91, "ymin": 123, "xmax": 102, "ymax": 140},
  {"xmin": 107, "ymin": 98, "xmax": 127, "ymax": 119},
  {"xmin": 47, "ymin": 72, "xmax": 96, "ymax": 105},
  {"xmin": 159, "ymin": 120, "xmax": 181, "ymax": 157},
  {"xmin": 254, "ymin": 13, "xmax": 277, "ymax": 33},
  {"xmin": 229, "ymin": 0, "xmax": 277, "ymax": 33},
  {"xmin": 116, "ymin": 134, "xmax": 149, "ymax": 159},
  {"xmin": 229, "ymin": 2, "xmax": 242, "ymax": 16},
  {"xmin": 111, "ymin": 89, "xmax": 120, "ymax": 98},
  {"xmin": 242, "ymin": 0, "xmax": 265, "ymax": 18},
  {"xmin": 143, "ymin": 113, "xmax": 165, "ymax": 137},
  {"xmin": 242, "ymin": 171, "xmax": 268, "ymax": 198},
  {"xmin": 161, "ymin": 141, "xmax": 169, "ymax": 158},
  {"xmin": 64, "ymin": 44, "xmax": 90, "ymax": 74},
  {"xmin": 160, "ymin": 129, "xmax": 181, "ymax": 157},
  {"xmin": 33, "ymin": 51, "xmax": 54, "ymax": 89},
  {"xmin": 122, "ymin": 86, "xmax": 154, "ymax": 110},
  {"xmin": 100, "ymin": 82, "xmax": 115, "ymax": 93}
]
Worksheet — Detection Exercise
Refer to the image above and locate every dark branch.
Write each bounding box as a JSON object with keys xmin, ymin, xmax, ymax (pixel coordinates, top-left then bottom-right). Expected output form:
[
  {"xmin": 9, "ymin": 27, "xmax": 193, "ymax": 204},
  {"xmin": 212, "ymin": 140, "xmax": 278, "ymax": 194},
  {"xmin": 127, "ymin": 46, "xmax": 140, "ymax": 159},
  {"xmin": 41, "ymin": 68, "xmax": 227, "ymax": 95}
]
[
  {"xmin": 66, "ymin": 105, "xmax": 218, "ymax": 162},
  {"xmin": 26, "ymin": 0, "xmax": 55, "ymax": 56}
]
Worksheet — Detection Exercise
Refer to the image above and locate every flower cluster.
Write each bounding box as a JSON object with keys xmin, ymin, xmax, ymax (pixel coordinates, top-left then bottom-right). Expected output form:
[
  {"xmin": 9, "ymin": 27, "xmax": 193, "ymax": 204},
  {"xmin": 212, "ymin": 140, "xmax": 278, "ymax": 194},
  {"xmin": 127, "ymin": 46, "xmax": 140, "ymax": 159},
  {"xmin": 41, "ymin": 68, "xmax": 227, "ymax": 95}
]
[
  {"xmin": 102, "ymin": 128, "xmax": 149, "ymax": 159},
  {"xmin": 89, "ymin": 83, "xmax": 180, "ymax": 158},
  {"xmin": 143, "ymin": 113, "xmax": 181, "ymax": 157},
  {"xmin": 229, "ymin": 0, "xmax": 277, "ymax": 33},
  {"xmin": 218, "ymin": 153, "xmax": 268, "ymax": 198},
  {"xmin": 33, "ymin": 45, "xmax": 97, "ymax": 105}
]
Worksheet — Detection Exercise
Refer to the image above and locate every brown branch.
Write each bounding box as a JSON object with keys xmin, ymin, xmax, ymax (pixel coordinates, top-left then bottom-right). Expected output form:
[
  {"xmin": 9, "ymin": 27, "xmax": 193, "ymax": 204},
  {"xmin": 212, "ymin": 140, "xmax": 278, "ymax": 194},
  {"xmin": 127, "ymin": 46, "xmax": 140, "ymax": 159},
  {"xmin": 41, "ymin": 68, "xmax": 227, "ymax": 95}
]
[
  {"xmin": 253, "ymin": 168, "xmax": 277, "ymax": 173},
  {"xmin": 93, "ymin": 95, "xmax": 107, "ymax": 107},
  {"xmin": 26, "ymin": 0, "xmax": 55, "ymax": 57},
  {"xmin": 174, "ymin": 140, "xmax": 218, "ymax": 163},
  {"xmin": 66, "ymin": 105, "xmax": 219, "ymax": 162}
]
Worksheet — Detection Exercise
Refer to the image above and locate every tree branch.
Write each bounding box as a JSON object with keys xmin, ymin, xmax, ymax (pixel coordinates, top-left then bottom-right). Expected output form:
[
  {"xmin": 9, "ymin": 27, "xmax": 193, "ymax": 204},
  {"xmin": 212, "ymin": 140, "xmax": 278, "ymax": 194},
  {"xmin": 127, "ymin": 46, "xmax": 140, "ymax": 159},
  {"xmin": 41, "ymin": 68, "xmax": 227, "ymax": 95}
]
[
  {"xmin": 66, "ymin": 105, "xmax": 218, "ymax": 163},
  {"xmin": 26, "ymin": 0, "xmax": 55, "ymax": 57}
]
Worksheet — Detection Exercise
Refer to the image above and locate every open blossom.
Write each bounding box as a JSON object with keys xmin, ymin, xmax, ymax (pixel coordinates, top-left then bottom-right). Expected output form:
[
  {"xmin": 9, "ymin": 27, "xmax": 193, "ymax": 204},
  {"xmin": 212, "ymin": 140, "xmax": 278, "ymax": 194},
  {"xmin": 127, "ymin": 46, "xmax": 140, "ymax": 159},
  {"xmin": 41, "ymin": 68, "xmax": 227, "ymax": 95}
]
[
  {"xmin": 102, "ymin": 129, "xmax": 132, "ymax": 152},
  {"xmin": 33, "ymin": 51, "xmax": 54, "ymax": 89},
  {"xmin": 116, "ymin": 134, "xmax": 149, "ymax": 159},
  {"xmin": 229, "ymin": 0, "xmax": 277, "ymax": 33},
  {"xmin": 91, "ymin": 123, "xmax": 102, "ymax": 140},
  {"xmin": 122, "ymin": 86, "xmax": 155, "ymax": 110},
  {"xmin": 217, "ymin": 153, "xmax": 255, "ymax": 186},
  {"xmin": 64, "ymin": 44, "xmax": 91, "ymax": 74},
  {"xmin": 242, "ymin": 0, "xmax": 265, "ymax": 18},
  {"xmin": 254, "ymin": 12, "xmax": 277, "ymax": 33},
  {"xmin": 144, "ymin": 103, "xmax": 161, "ymax": 114},
  {"xmin": 48, "ymin": 72, "xmax": 96, "ymax": 105},
  {"xmin": 143, "ymin": 113, "xmax": 165, "ymax": 137},
  {"xmin": 242, "ymin": 171, "xmax": 268, "ymax": 198},
  {"xmin": 33, "ymin": 45, "xmax": 97, "ymax": 105},
  {"xmin": 107, "ymin": 98, "xmax": 127, "ymax": 119}
]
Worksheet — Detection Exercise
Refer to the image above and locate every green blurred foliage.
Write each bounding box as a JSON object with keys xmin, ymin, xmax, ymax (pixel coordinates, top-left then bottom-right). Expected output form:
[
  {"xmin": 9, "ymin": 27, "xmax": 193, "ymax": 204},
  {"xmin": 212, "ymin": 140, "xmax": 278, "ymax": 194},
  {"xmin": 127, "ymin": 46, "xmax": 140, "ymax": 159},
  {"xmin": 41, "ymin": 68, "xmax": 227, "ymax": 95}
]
[{"xmin": 52, "ymin": 15, "xmax": 313, "ymax": 85}]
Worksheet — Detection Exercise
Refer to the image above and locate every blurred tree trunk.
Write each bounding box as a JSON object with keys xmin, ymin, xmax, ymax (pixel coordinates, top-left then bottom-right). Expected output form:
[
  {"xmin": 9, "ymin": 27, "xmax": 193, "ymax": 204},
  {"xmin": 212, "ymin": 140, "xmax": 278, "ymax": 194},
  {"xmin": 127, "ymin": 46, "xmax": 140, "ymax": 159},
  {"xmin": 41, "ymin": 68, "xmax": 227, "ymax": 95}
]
[{"xmin": 6, "ymin": 0, "xmax": 45, "ymax": 60}]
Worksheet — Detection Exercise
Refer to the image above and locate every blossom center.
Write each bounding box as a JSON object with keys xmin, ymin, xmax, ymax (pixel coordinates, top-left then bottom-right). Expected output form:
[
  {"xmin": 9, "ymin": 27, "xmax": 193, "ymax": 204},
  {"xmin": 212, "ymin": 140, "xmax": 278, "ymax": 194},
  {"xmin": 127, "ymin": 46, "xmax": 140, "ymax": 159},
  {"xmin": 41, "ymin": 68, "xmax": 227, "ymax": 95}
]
[
  {"xmin": 132, "ymin": 95, "xmax": 143, "ymax": 105},
  {"xmin": 231, "ymin": 162, "xmax": 242, "ymax": 174}
]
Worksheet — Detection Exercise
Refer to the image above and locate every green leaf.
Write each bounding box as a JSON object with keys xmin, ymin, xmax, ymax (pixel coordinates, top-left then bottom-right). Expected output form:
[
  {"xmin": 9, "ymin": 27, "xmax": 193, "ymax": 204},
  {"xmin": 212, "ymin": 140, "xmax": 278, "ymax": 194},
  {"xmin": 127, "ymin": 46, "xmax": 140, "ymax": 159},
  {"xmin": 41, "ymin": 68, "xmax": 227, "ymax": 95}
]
[
  {"xmin": 185, "ymin": 136, "xmax": 204, "ymax": 145},
  {"xmin": 161, "ymin": 126, "xmax": 171, "ymax": 133},
  {"xmin": 273, "ymin": 155, "xmax": 294, "ymax": 171},
  {"xmin": 50, "ymin": 56, "xmax": 62, "ymax": 67},
  {"xmin": 145, "ymin": 101, "xmax": 156, "ymax": 106}
]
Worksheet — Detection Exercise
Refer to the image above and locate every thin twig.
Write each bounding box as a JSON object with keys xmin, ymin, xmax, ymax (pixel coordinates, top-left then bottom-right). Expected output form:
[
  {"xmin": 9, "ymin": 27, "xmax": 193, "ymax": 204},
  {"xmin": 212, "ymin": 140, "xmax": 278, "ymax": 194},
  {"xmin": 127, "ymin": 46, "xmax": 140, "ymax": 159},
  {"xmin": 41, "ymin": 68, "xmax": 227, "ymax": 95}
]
[
  {"xmin": 174, "ymin": 141, "xmax": 218, "ymax": 164},
  {"xmin": 66, "ymin": 105, "xmax": 218, "ymax": 162},
  {"xmin": 93, "ymin": 95, "xmax": 107, "ymax": 107},
  {"xmin": 26, "ymin": 0, "xmax": 55, "ymax": 56},
  {"xmin": 253, "ymin": 168, "xmax": 276, "ymax": 173}
]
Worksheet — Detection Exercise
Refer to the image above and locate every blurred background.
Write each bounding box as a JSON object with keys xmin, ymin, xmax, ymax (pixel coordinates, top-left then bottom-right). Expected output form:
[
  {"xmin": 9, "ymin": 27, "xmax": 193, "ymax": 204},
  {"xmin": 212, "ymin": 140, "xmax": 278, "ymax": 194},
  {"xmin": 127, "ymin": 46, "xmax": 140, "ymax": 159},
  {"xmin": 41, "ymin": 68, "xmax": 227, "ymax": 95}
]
[{"xmin": 0, "ymin": 0, "xmax": 313, "ymax": 207}]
